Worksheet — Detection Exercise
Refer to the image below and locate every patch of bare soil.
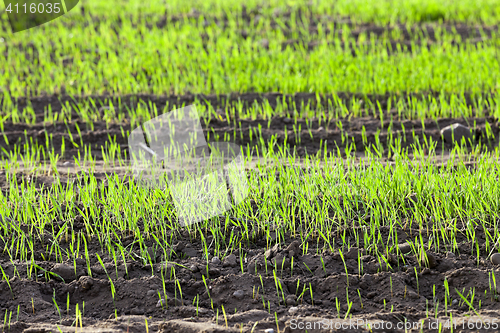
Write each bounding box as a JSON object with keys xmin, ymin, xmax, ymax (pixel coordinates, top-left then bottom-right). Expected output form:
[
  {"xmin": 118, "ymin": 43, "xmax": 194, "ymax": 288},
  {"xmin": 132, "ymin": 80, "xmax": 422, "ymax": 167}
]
[
  {"xmin": 276, "ymin": 23, "xmax": 496, "ymax": 53},
  {"xmin": 1, "ymin": 93, "xmax": 498, "ymax": 161},
  {"xmin": 1, "ymin": 223, "xmax": 500, "ymax": 332},
  {"xmin": 7, "ymin": 92, "xmax": 495, "ymax": 118},
  {"xmin": 1, "ymin": 115, "xmax": 498, "ymax": 160}
]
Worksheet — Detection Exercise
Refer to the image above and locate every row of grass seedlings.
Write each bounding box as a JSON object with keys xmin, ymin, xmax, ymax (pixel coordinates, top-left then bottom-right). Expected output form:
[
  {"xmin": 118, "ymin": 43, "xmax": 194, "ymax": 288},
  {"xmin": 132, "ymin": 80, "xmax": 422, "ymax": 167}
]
[
  {"xmin": 2, "ymin": 14, "xmax": 500, "ymax": 94},
  {"xmin": 0, "ymin": 152, "xmax": 498, "ymax": 302},
  {"xmin": 4, "ymin": 102, "xmax": 500, "ymax": 300}
]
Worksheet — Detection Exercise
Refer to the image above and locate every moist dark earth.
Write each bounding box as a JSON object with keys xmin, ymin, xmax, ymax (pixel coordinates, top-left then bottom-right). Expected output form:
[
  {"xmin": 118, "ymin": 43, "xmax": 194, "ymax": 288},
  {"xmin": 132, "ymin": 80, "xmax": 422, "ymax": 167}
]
[
  {"xmin": 2, "ymin": 12, "xmax": 500, "ymax": 333},
  {"xmin": 2, "ymin": 92, "xmax": 499, "ymax": 161},
  {"xmin": 1, "ymin": 94, "xmax": 500, "ymax": 332},
  {"xmin": 1, "ymin": 110, "xmax": 500, "ymax": 332},
  {"xmin": 2, "ymin": 93, "xmax": 500, "ymax": 332},
  {"xmin": 1, "ymin": 219, "xmax": 500, "ymax": 333}
]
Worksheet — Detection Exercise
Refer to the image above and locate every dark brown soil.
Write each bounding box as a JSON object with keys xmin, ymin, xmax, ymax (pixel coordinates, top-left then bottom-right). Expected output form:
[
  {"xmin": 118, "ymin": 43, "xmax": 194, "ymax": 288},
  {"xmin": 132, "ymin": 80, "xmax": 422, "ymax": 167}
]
[
  {"xmin": 1, "ymin": 92, "xmax": 499, "ymax": 332},
  {"xmin": 3, "ymin": 114, "xmax": 499, "ymax": 160},
  {"xmin": 1, "ymin": 93, "xmax": 499, "ymax": 162},
  {"xmin": 1, "ymin": 220, "xmax": 500, "ymax": 332},
  {"xmin": 7, "ymin": 91, "xmax": 496, "ymax": 118},
  {"xmin": 2, "ymin": 1, "xmax": 500, "ymax": 329}
]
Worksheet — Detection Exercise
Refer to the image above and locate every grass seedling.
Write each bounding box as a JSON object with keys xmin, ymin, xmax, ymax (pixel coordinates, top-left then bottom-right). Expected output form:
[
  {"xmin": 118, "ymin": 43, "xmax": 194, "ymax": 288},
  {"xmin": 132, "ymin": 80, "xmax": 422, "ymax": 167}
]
[
  {"xmin": 335, "ymin": 297, "xmax": 340, "ymax": 318},
  {"xmin": 338, "ymin": 249, "xmax": 349, "ymax": 286},
  {"xmin": 221, "ymin": 305, "xmax": 228, "ymax": 328},
  {"xmin": 455, "ymin": 288, "xmax": 484, "ymax": 323},
  {"xmin": 414, "ymin": 267, "xmax": 420, "ymax": 295},
  {"xmin": 344, "ymin": 288, "xmax": 352, "ymax": 319},
  {"xmin": 357, "ymin": 289, "xmax": 364, "ymax": 310},
  {"xmin": 320, "ymin": 256, "xmax": 326, "ymax": 277},
  {"xmin": 157, "ymin": 291, "xmax": 165, "ymax": 311},
  {"xmin": 444, "ymin": 278, "xmax": 450, "ymax": 314},
  {"xmin": 53, "ymin": 290, "xmax": 62, "ymax": 321},
  {"xmin": 202, "ymin": 275, "xmax": 213, "ymax": 310},
  {"xmin": 309, "ymin": 283, "xmax": 314, "ymax": 306}
]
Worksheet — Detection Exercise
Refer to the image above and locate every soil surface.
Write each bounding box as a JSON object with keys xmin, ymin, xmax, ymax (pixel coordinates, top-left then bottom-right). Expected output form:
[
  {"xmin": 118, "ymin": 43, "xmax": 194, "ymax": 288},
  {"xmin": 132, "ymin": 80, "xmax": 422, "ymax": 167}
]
[
  {"xmin": 2, "ymin": 7, "xmax": 500, "ymax": 328},
  {"xmin": 1, "ymin": 93, "xmax": 498, "ymax": 162},
  {"xmin": 1, "ymin": 221, "xmax": 500, "ymax": 332},
  {"xmin": 1, "ymin": 91, "xmax": 500, "ymax": 331}
]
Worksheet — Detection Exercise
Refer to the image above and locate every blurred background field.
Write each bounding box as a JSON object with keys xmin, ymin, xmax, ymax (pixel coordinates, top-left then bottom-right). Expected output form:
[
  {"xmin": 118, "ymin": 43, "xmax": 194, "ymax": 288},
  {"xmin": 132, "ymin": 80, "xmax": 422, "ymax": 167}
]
[{"xmin": 1, "ymin": 1, "xmax": 500, "ymax": 331}]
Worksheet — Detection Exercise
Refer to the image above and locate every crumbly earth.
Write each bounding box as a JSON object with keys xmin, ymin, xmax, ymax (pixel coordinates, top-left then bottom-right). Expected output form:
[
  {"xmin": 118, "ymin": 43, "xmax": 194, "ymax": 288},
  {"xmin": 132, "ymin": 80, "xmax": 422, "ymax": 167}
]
[
  {"xmin": 1, "ymin": 216, "xmax": 500, "ymax": 332},
  {"xmin": 2, "ymin": 18, "xmax": 500, "ymax": 331},
  {"xmin": 1, "ymin": 91, "xmax": 499, "ymax": 331},
  {"xmin": 2, "ymin": 92, "xmax": 499, "ymax": 161}
]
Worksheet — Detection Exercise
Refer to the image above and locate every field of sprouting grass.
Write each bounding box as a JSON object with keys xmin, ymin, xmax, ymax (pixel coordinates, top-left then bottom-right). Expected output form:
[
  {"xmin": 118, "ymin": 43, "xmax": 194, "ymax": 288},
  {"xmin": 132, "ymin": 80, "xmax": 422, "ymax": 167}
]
[{"xmin": 2, "ymin": 0, "xmax": 500, "ymax": 332}]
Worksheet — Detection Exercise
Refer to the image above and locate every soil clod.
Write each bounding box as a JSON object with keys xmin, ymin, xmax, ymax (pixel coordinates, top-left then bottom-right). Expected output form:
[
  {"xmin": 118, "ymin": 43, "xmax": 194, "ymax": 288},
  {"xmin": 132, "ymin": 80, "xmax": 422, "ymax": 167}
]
[
  {"xmin": 51, "ymin": 263, "xmax": 76, "ymax": 281},
  {"xmin": 419, "ymin": 251, "xmax": 438, "ymax": 268},
  {"xmin": 79, "ymin": 276, "xmax": 94, "ymax": 290},
  {"xmin": 211, "ymin": 256, "xmax": 221, "ymax": 265},
  {"xmin": 223, "ymin": 254, "xmax": 237, "ymax": 267},
  {"xmin": 398, "ymin": 242, "xmax": 412, "ymax": 254},
  {"xmin": 285, "ymin": 240, "xmax": 300, "ymax": 257}
]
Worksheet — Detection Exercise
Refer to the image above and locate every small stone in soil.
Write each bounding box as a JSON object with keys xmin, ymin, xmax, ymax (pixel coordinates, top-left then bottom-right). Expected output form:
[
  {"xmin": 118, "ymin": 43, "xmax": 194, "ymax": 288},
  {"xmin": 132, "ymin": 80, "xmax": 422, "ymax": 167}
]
[
  {"xmin": 491, "ymin": 253, "xmax": 500, "ymax": 265},
  {"xmin": 407, "ymin": 290, "xmax": 419, "ymax": 300},
  {"xmin": 440, "ymin": 123, "xmax": 471, "ymax": 144},
  {"xmin": 288, "ymin": 307, "xmax": 299, "ymax": 315},
  {"xmin": 190, "ymin": 264, "xmax": 199, "ymax": 272},
  {"xmin": 211, "ymin": 256, "xmax": 221, "ymax": 265},
  {"xmin": 398, "ymin": 242, "xmax": 412, "ymax": 254},
  {"xmin": 233, "ymin": 290, "xmax": 244, "ymax": 299},
  {"xmin": 286, "ymin": 295, "xmax": 297, "ymax": 306},
  {"xmin": 264, "ymin": 329, "xmax": 274, "ymax": 333},
  {"xmin": 182, "ymin": 247, "xmax": 198, "ymax": 258}
]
